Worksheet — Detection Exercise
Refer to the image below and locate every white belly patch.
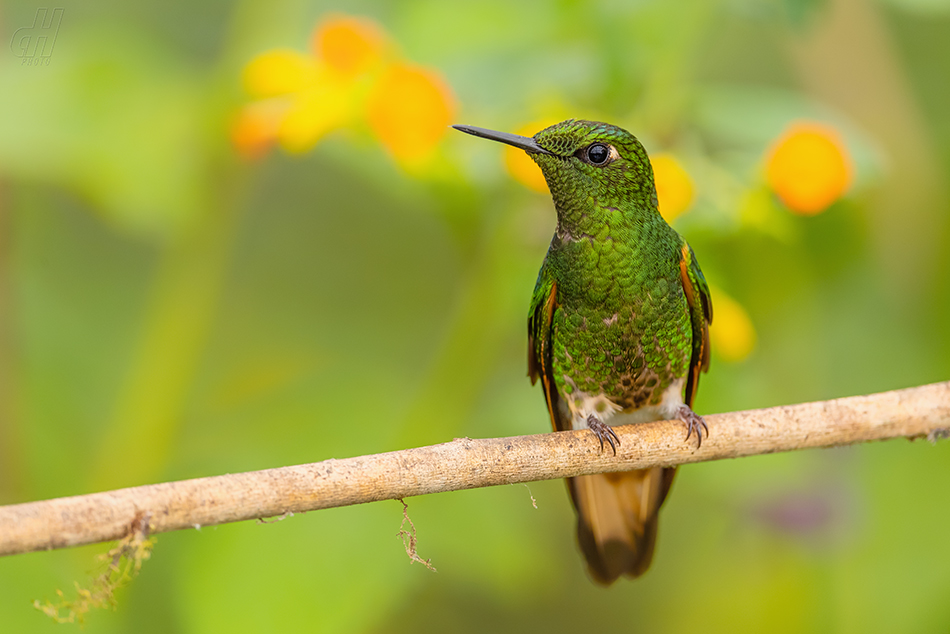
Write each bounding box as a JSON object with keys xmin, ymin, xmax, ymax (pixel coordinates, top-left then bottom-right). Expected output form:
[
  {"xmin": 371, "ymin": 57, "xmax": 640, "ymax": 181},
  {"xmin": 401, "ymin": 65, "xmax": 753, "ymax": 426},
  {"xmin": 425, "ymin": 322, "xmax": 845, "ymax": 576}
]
[{"xmin": 563, "ymin": 378, "xmax": 686, "ymax": 431}]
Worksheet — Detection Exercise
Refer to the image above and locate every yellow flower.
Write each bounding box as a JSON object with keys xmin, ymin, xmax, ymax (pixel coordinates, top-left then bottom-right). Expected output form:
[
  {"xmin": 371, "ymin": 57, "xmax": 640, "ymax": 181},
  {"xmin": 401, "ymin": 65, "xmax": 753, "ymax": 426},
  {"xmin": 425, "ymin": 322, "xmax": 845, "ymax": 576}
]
[
  {"xmin": 233, "ymin": 14, "xmax": 455, "ymax": 168},
  {"xmin": 650, "ymin": 153, "xmax": 694, "ymax": 223},
  {"xmin": 277, "ymin": 74, "xmax": 357, "ymax": 153},
  {"xmin": 503, "ymin": 119, "xmax": 560, "ymax": 193},
  {"xmin": 709, "ymin": 289, "xmax": 756, "ymax": 362},
  {"xmin": 242, "ymin": 49, "xmax": 319, "ymax": 98},
  {"xmin": 765, "ymin": 121, "xmax": 852, "ymax": 215}
]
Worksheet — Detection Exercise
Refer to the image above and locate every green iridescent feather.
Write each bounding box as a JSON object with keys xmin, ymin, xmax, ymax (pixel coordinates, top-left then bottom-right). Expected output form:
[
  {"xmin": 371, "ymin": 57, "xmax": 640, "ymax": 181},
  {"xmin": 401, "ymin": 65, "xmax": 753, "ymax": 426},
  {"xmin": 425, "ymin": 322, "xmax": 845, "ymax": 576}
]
[{"xmin": 527, "ymin": 120, "xmax": 710, "ymax": 418}]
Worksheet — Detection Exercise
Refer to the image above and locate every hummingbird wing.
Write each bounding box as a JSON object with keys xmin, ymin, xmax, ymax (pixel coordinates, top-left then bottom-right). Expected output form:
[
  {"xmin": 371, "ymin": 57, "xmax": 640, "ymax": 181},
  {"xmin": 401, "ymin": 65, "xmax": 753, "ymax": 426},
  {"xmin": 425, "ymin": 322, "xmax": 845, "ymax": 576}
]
[
  {"xmin": 528, "ymin": 268, "xmax": 563, "ymax": 431},
  {"xmin": 678, "ymin": 241, "xmax": 713, "ymax": 409}
]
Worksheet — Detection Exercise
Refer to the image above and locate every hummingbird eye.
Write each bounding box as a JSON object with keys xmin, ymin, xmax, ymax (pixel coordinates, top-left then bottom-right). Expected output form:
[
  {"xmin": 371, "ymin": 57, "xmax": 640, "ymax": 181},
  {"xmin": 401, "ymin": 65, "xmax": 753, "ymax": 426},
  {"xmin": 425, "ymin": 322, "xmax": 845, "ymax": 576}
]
[{"xmin": 582, "ymin": 143, "xmax": 612, "ymax": 166}]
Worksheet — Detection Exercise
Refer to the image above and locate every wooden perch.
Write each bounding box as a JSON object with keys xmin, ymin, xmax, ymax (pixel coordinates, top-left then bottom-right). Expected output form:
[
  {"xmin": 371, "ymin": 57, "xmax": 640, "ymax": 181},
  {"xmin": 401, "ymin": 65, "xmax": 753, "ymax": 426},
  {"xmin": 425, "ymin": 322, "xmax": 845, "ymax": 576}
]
[{"xmin": 1, "ymin": 381, "xmax": 948, "ymax": 558}]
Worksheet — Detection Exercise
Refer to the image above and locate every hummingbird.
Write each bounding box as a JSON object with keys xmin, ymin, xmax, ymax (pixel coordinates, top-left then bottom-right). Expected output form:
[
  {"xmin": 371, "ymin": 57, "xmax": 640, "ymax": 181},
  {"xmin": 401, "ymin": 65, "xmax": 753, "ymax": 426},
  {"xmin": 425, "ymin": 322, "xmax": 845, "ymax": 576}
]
[{"xmin": 454, "ymin": 120, "xmax": 712, "ymax": 584}]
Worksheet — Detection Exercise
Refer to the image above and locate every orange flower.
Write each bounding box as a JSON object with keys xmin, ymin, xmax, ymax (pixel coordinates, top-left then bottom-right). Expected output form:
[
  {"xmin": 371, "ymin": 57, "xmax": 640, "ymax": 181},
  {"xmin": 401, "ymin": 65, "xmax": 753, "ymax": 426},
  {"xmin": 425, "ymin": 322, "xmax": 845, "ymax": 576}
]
[
  {"xmin": 312, "ymin": 15, "xmax": 389, "ymax": 77},
  {"xmin": 231, "ymin": 100, "xmax": 290, "ymax": 159},
  {"xmin": 366, "ymin": 63, "xmax": 455, "ymax": 167},
  {"xmin": 503, "ymin": 119, "xmax": 560, "ymax": 193},
  {"xmin": 650, "ymin": 153, "xmax": 694, "ymax": 222},
  {"xmin": 765, "ymin": 122, "xmax": 852, "ymax": 215},
  {"xmin": 233, "ymin": 14, "xmax": 455, "ymax": 168}
]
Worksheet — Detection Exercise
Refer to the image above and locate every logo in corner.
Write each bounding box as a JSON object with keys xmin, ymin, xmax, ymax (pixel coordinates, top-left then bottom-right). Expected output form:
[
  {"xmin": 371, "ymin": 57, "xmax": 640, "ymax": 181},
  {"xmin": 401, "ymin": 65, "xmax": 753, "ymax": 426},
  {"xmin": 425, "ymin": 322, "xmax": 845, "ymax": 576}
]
[{"xmin": 10, "ymin": 8, "xmax": 64, "ymax": 65}]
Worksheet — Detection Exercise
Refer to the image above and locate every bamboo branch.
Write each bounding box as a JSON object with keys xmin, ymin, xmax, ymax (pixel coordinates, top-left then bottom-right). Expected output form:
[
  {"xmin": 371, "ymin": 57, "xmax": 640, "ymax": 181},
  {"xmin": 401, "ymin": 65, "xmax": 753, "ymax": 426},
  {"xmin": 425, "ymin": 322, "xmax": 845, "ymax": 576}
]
[{"xmin": 2, "ymin": 381, "xmax": 948, "ymax": 557}]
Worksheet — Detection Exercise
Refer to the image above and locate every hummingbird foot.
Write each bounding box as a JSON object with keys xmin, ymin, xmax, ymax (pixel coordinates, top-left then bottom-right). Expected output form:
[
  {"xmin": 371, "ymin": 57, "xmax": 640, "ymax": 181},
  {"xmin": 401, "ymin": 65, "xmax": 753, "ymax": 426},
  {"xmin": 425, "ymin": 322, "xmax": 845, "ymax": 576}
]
[
  {"xmin": 586, "ymin": 415, "xmax": 620, "ymax": 456},
  {"xmin": 677, "ymin": 405, "xmax": 709, "ymax": 449}
]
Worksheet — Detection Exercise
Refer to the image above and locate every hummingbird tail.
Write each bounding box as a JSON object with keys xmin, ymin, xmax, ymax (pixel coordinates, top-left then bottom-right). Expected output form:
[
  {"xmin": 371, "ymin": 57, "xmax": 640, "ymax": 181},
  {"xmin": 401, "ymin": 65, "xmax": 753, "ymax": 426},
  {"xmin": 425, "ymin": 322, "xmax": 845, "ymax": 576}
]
[{"xmin": 568, "ymin": 466, "xmax": 677, "ymax": 584}]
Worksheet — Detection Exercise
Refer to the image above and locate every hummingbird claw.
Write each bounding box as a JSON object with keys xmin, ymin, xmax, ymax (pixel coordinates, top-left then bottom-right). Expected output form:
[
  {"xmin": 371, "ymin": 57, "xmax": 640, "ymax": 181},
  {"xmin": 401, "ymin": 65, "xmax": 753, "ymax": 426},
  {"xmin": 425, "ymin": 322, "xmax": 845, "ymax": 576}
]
[
  {"xmin": 677, "ymin": 405, "xmax": 708, "ymax": 449},
  {"xmin": 586, "ymin": 415, "xmax": 620, "ymax": 456}
]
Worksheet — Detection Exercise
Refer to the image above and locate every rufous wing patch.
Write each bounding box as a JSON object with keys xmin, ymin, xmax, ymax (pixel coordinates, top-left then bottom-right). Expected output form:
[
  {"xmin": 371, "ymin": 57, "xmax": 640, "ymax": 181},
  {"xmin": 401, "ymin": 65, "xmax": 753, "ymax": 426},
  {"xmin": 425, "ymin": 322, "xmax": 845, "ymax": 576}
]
[
  {"xmin": 528, "ymin": 281, "xmax": 561, "ymax": 431},
  {"xmin": 679, "ymin": 244, "xmax": 710, "ymax": 408}
]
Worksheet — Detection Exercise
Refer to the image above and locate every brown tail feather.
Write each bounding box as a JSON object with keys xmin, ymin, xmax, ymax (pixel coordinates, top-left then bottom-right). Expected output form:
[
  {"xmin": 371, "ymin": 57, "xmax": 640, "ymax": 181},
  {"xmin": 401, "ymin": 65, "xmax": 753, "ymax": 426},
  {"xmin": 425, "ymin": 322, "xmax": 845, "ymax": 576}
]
[{"xmin": 568, "ymin": 466, "xmax": 677, "ymax": 584}]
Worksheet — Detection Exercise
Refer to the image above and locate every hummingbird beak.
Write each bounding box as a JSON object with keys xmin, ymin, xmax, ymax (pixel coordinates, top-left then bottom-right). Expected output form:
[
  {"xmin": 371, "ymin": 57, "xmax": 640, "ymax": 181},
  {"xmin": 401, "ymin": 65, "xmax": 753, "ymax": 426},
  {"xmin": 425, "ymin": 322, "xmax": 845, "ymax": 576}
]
[{"xmin": 452, "ymin": 124, "xmax": 555, "ymax": 155}]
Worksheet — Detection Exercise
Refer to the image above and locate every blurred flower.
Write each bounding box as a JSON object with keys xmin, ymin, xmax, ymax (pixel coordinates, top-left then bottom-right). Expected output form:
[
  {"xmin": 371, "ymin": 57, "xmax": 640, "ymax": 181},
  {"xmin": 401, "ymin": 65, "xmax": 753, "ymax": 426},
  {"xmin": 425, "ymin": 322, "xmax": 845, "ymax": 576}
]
[
  {"xmin": 765, "ymin": 121, "xmax": 853, "ymax": 215},
  {"xmin": 504, "ymin": 119, "xmax": 560, "ymax": 193},
  {"xmin": 651, "ymin": 153, "xmax": 694, "ymax": 222},
  {"xmin": 243, "ymin": 49, "xmax": 320, "ymax": 97},
  {"xmin": 312, "ymin": 16, "xmax": 389, "ymax": 77},
  {"xmin": 231, "ymin": 100, "xmax": 290, "ymax": 160},
  {"xmin": 709, "ymin": 288, "xmax": 756, "ymax": 362},
  {"xmin": 233, "ymin": 14, "xmax": 455, "ymax": 168},
  {"xmin": 366, "ymin": 63, "xmax": 456, "ymax": 167}
]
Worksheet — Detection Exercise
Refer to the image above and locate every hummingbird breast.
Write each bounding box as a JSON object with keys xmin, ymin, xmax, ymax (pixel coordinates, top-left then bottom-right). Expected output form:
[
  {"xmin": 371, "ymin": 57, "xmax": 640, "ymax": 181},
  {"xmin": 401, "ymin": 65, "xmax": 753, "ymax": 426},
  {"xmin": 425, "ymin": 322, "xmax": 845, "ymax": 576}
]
[{"xmin": 546, "ymin": 222, "xmax": 692, "ymax": 417}]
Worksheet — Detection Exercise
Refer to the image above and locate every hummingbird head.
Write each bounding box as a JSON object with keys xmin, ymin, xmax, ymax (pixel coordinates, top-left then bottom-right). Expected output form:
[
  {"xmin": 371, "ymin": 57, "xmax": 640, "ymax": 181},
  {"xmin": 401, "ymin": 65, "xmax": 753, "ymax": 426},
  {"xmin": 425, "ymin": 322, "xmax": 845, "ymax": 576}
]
[{"xmin": 453, "ymin": 120, "xmax": 660, "ymax": 230}]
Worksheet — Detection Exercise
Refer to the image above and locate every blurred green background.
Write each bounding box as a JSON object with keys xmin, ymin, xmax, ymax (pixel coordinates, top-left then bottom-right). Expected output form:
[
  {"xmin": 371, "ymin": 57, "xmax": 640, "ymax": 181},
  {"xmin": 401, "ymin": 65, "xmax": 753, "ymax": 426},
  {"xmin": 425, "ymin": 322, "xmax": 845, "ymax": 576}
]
[{"xmin": 1, "ymin": 0, "xmax": 949, "ymax": 632}]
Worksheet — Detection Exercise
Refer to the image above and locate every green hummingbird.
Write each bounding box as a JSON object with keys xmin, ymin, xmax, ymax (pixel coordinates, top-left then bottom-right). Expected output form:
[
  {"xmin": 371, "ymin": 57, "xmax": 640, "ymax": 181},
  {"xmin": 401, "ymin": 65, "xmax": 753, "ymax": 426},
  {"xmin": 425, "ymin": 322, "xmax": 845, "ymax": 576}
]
[{"xmin": 454, "ymin": 120, "xmax": 712, "ymax": 584}]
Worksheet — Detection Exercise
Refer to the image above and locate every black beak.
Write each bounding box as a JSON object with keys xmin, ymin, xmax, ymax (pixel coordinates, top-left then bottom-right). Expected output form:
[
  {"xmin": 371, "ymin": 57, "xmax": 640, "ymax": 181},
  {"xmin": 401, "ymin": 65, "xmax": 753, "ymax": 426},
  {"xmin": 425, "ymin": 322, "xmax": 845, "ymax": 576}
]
[{"xmin": 452, "ymin": 125, "xmax": 554, "ymax": 155}]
